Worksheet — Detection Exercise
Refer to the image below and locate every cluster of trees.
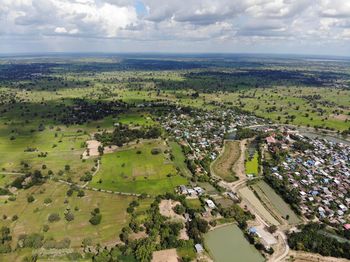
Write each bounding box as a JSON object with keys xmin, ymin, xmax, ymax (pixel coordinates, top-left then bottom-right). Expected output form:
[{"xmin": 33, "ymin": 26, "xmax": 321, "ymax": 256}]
[
  {"xmin": 11, "ymin": 170, "xmax": 45, "ymax": 189},
  {"xmin": 217, "ymin": 204, "xmax": 254, "ymax": 230},
  {"xmin": 94, "ymin": 193, "xmax": 203, "ymax": 262},
  {"xmin": 235, "ymin": 127, "xmax": 259, "ymax": 140},
  {"xmin": 95, "ymin": 124, "xmax": 161, "ymax": 147},
  {"xmin": 17, "ymin": 233, "xmax": 71, "ymax": 250},
  {"xmin": 89, "ymin": 208, "xmax": 102, "ymax": 225},
  {"xmin": 0, "ymin": 227, "xmax": 12, "ymax": 253},
  {"xmin": 264, "ymin": 169, "xmax": 301, "ymax": 215},
  {"xmin": 288, "ymin": 223, "xmax": 350, "ymax": 259},
  {"xmin": 59, "ymin": 99, "xmax": 128, "ymax": 125}
]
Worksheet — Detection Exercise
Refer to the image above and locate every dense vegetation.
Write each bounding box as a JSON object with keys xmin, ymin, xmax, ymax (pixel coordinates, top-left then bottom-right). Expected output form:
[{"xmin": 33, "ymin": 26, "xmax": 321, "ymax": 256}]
[{"xmin": 288, "ymin": 223, "xmax": 350, "ymax": 259}]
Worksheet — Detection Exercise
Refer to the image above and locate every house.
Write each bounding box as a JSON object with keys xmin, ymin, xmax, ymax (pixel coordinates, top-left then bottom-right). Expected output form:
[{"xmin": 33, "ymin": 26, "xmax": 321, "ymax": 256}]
[
  {"xmin": 266, "ymin": 136, "xmax": 276, "ymax": 144},
  {"xmin": 343, "ymin": 224, "xmax": 350, "ymax": 230},
  {"xmin": 205, "ymin": 199, "xmax": 216, "ymax": 209},
  {"xmin": 179, "ymin": 185, "xmax": 188, "ymax": 195},
  {"xmin": 194, "ymin": 187, "xmax": 204, "ymax": 195},
  {"xmin": 195, "ymin": 244, "xmax": 204, "ymax": 253}
]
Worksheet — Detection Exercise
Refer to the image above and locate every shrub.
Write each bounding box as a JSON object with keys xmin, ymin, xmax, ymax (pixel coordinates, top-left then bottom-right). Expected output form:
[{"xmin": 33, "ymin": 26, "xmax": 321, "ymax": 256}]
[
  {"xmin": 77, "ymin": 190, "xmax": 85, "ymax": 197},
  {"xmin": 89, "ymin": 214, "xmax": 102, "ymax": 225},
  {"xmin": 64, "ymin": 211, "xmax": 74, "ymax": 222},
  {"xmin": 12, "ymin": 215, "xmax": 18, "ymax": 221},
  {"xmin": 48, "ymin": 213, "xmax": 60, "ymax": 223},
  {"xmin": 66, "ymin": 189, "xmax": 73, "ymax": 197},
  {"xmin": 27, "ymin": 195, "xmax": 35, "ymax": 203},
  {"xmin": 151, "ymin": 148, "xmax": 162, "ymax": 155},
  {"xmin": 43, "ymin": 225, "xmax": 49, "ymax": 232},
  {"xmin": 44, "ymin": 198, "xmax": 52, "ymax": 204}
]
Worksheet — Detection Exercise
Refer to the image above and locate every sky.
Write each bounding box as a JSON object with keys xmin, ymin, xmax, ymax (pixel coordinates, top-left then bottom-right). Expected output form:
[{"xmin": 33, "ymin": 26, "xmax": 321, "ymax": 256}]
[{"xmin": 1, "ymin": 0, "xmax": 350, "ymax": 56}]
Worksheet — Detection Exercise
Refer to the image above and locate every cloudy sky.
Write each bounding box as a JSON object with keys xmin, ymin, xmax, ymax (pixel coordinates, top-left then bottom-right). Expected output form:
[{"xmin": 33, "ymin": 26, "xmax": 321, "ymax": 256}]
[{"xmin": 1, "ymin": 0, "xmax": 350, "ymax": 56}]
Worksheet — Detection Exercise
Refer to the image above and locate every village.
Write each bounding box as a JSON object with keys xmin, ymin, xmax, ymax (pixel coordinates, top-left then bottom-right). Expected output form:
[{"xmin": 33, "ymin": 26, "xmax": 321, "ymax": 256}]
[
  {"xmin": 264, "ymin": 128, "xmax": 350, "ymax": 229},
  {"xmin": 159, "ymin": 107, "xmax": 264, "ymax": 173}
]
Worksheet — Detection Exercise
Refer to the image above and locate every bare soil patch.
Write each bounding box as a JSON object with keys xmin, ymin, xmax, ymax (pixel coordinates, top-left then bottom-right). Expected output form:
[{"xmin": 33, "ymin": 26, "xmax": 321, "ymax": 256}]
[
  {"xmin": 152, "ymin": 248, "xmax": 179, "ymax": 262},
  {"xmin": 82, "ymin": 140, "xmax": 101, "ymax": 159},
  {"xmin": 331, "ymin": 114, "xmax": 350, "ymax": 121},
  {"xmin": 159, "ymin": 200, "xmax": 184, "ymax": 221},
  {"xmin": 287, "ymin": 251, "xmax": 350, "ymax": 262}
]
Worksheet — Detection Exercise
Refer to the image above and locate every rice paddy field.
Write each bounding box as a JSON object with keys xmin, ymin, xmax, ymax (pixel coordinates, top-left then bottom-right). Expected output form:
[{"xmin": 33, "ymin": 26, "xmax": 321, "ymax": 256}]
[
  {"xmin": 239, "ymin": 187, "xmax": 280, "ymax": 226},
  {"xmin": 205, "ymin": 224, "xmax": 264, "ymax": 262},
  {"xmin": 251, "ymin": 180, "xmax": 301, "ymax": 224},
  {"xmin": 89, "ymin": 140, "xmax": 188, "ymax": 195}
]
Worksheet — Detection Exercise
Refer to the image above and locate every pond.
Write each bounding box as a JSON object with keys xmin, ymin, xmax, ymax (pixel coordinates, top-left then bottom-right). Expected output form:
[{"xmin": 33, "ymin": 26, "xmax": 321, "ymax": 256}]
[{"xmin": 205, "ymin": 224, "xmax": 265, "ymax": 262}]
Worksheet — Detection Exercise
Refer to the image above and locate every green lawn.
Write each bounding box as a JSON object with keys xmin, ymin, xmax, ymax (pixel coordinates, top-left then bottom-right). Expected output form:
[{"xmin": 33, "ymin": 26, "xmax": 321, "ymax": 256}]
[
  {"xmin": 90, "ymin": 140, "xmax": 187, "ymax": 195},
  {"xmin": 245, "ymin": 151, "xmax": 259, "ymax": 176},
  {"xmin": 117, "ymin": 112, "xmax": 155, "ymax": 126},
  {"xmin": 169, "ymin": 141, "xmax": 192, "ymax": 177},
  {"xmin": 185, "ymin": 198, "xmax": 203, "ymax": 210}
]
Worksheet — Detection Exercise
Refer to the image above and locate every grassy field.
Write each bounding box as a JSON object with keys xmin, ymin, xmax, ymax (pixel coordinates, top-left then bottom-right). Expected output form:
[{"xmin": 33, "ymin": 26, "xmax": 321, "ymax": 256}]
[
  {"xmin": 90, "ymin": 140, "xmax": 187, "ymax": 195},
  {"xmin": 0, "ymin": 173, "xmax": 20, "ymax": 187},
  {"xmin": 245, "ymin": 151, "xmax": 259, "ymax": 176},
  {"xmin": 211, "ymin": 141, "xmax": 240, "ymax": 182},
  {"xmin": 169, "ymin": 141, "xmax": 192, "ymax": 177},
  {"xmin": 251, "ymin": 180, "xmax": 300, "ymax": 224},
  {"xmin": 0, "ymin": 181, "xmax": 134, "ymax": 249},
  {"xmin": 185, "ymin": 198, "xmax": 203, "ymax": 210},
  {"xmin": 116, "ymin": 112, "xmax": 155, "ymax": 126},
  {"xmin": 206, "ymin": 87, "xmax": 350, "ymax": 131},
  {"xmin": 0, "ymin": 121, "xmax": 95, "ymax": 182}
]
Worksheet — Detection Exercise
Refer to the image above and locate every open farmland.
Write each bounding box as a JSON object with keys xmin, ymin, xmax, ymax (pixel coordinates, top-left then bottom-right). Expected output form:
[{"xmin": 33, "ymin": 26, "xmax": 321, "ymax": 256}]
[
  {"xmin": 251, "ymin": 180, "xmax": 301, "ymax": 224},
  {"xmin": 0, "ymin": 181, "xmax": 134, "ymax": 248},
  {"xmin": 239, "ymin": 187, "xmax": 280, "ymax": 226},
  {"xmin": 90, "ymin": 140, "xmax": 187, "ymax": 195}
]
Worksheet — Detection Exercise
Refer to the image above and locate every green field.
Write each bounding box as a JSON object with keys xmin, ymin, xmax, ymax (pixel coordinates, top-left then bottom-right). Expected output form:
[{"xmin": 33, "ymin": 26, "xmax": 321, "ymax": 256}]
[
  {"xmin": 0, "ymin": 181, "xmax": 134, "ymax": 248},
  {"xmin": 185, "ymin": 198, "xmax": 203, "ymax": 210},
  {"xmin": 90, "ymin": 140, "xmax": 187, "ymax": 195},
  {"xmin": 117, "ymin": 112, "xmax": 155, "ymax": 126},
  {"xmin": 0, "ymin": 122, "xmax": 95, "ymax": 182},
  {"xmin": 245, "ymin": 151, "xmax": 259, "ymax": 176},
  {"xmin": 207, "ymin": 87, "xmax": 350, "ymax": 131},
  {"xmin": 169, "ymin": 141, "xmax": 192, "ymax": 177}
]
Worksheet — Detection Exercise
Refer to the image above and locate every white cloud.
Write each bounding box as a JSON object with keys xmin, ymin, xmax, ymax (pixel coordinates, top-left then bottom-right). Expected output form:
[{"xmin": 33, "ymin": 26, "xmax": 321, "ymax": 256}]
[
  {"xmin": 0, "ymin": 0, "xmax": 350, "ymax": 55},
  {"xmin": 54, "ymin": 26, "xmax": 67, "ymax": 33}
]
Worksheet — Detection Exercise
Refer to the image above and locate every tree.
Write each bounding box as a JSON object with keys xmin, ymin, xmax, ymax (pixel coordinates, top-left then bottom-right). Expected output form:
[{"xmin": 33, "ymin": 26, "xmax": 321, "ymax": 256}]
[
  {"xmin": 173, "ymin": 204, "xmax": 185, "ymax": 215},
  {"xmin": 65, "ymin": 211, "xmax": 74, "ymax": 222},
  {"xmin": 27, "ymin": 195, "xmax": 35, "ymax": 203},
  {"xmin": 98, "ymin": 145, "xmax": 104, "ymax": 156},
  {"xmin": 64, "ymin": 165, "xmax": 70, "ymax": 171},
  {"xmin": 48, "ymin": 213, "xmax": 60, "ymax": 223},
  {"xmin": 135, "ymin": 238, "xmax": 156, "ymax": 262}
]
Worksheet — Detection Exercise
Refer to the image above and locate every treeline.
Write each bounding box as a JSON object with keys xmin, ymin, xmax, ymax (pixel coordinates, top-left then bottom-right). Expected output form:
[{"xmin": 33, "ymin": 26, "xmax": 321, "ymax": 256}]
[
  {"xmin": 288, "ymin": 223, "xmax": 350, "ymax": 259},
  {"xmin": 235, "ymin": 127, "xmax": 259, "ymax": 140},
  {"xmin": 95, "ymin": 124, "xmax": 161, "ymax": 147}
]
